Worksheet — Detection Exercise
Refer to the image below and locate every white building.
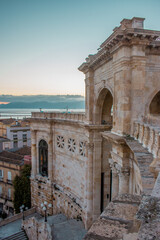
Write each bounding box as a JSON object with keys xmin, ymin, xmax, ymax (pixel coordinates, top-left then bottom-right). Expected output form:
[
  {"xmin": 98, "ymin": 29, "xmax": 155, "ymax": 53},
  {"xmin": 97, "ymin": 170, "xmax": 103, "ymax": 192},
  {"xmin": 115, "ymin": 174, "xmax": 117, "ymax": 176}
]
[{"xmin": 6, "ymin": 122, "xmax": 31, "ymax": 149}]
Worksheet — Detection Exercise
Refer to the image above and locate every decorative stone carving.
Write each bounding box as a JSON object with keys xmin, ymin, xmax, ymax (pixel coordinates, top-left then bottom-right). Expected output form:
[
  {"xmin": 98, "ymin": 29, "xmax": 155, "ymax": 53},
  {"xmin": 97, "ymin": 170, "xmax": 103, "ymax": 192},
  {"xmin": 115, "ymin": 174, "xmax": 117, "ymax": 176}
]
[
  {"xmin": 143, "ymin": 124, "xmax": 150, "ymax": 148},
  {"xmin": 79, "ymin": 141, "xmax": 86, "ymax": 157},
  {"xmin": 152, "ymin": 129, "xmax": 160, "ymax": 158},
  {"xmin": 133, "ymin": 122, "xmax": 139, "ymax": 139},
  {"xmin": 57, "ymin": 135, "xmax": 65, "ymax": 149},
  {"xmin": 139, "ymin": 124, "xmax": 144, "ymax": 143},
  {"xmin": 148, "ymin": 128, "xmax": 155, "ymax": 153},
  {"xmin": 68, "ymin": 138, "xmax": 76, "ymax": 152}
]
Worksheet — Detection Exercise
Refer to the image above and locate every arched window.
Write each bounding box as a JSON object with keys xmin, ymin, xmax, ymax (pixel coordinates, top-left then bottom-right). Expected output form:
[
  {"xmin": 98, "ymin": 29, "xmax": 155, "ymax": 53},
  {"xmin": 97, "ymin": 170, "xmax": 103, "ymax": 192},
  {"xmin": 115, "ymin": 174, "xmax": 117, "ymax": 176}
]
[
  {"xmin": 39, "ymin": 140, "xmax": 48, "ymax": 177},
  {"xmin": 149, "ymin": 91, "xmax": 160, "ymax": 115}
]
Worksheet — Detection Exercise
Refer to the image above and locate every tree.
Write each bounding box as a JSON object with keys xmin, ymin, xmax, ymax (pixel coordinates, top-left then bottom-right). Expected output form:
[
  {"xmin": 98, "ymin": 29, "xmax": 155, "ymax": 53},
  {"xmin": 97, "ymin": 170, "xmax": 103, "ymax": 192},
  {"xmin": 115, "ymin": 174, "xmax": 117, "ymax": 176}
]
[{"xmin": 13, "ymin": 164, "xmax": 31, "ymax": 214}]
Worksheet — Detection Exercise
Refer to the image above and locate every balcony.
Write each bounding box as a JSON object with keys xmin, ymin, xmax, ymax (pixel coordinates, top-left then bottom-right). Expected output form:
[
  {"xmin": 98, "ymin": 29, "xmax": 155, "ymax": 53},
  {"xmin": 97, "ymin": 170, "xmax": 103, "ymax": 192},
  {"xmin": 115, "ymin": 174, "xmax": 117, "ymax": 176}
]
[
  {"xmin": 7, "ymin": 196, "xmax": 12, "ymax": 201},
  {"xmin": 132, "ymin": 121, "xmax": 160, "ymax": 158},
  {"xmin": 0, "ymin": 193, "xmax": 5, "ymax": 199},
  {"xmin": 0, "ymin": 177, "xmax": 3, "ymax": 182},
  {"xmin": 32, "ymin": 112, "xmax": 86, "ymax": 123},
  {"xmin": 7, "ymin": 179, "xmax": 12, "ymax": 185}
]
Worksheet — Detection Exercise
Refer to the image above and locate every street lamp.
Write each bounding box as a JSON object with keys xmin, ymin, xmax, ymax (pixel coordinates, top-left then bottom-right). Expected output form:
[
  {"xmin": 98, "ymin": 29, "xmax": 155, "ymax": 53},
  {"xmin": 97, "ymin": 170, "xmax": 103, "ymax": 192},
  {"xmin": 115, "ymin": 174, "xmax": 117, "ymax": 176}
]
[
  {"xmin": 41, "ymin": 201, "xmax": 52, "ymax": 222},
  {"xmin": 20, "ymin": 205, "xmax": 28, "ymax": 220}
]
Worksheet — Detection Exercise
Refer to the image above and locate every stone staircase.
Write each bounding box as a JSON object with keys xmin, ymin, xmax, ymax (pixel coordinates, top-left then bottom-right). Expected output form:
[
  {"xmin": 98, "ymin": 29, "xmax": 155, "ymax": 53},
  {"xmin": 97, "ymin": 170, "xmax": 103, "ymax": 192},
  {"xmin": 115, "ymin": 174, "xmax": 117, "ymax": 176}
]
[
  {"xmin": 126, "ymin": 138, "xmax": 155, "ymax": 195},
  {"xmin": 84, "ymin": 194, "xmax": 142, "ymax": 240},
  {"xmin": 1, "ymin": 230, "xmax": 28, "ymax": 240}
]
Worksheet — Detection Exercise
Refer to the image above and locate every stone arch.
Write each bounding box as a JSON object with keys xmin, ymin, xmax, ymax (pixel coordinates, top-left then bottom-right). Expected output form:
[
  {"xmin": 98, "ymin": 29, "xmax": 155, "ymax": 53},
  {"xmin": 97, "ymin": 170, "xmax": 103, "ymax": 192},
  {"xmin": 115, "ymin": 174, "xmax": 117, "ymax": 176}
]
[
  {"xmin": 94, "ymin": 87, "xmax": 113, "ymax": 125},
  {"xmin": 39, "ymin": 139, "xmax": 48, "ymax": 177},
  {"xmin": 145, "ymin": 89, "xmax": 160, "ymax": 115},
  {"xmin": 149, "ymin": 90, "xmax": 160, "ymax": 115}
]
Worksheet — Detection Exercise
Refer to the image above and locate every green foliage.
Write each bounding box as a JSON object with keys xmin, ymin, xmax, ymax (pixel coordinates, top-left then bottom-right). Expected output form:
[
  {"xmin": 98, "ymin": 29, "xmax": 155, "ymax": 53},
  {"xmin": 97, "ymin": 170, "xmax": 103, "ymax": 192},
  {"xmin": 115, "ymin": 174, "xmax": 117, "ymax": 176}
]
[{"xmin": 13, "ymin": 164, "xmax": 31, "ymax": 214}]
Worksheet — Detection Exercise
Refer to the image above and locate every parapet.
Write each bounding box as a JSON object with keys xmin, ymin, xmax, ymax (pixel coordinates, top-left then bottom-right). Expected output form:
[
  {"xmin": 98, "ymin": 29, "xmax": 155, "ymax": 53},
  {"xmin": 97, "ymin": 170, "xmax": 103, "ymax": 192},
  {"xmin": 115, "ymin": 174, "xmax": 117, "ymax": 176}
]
[{"xmin": 120, "ymin": 17, "xmax": 145, "ymax": 30}]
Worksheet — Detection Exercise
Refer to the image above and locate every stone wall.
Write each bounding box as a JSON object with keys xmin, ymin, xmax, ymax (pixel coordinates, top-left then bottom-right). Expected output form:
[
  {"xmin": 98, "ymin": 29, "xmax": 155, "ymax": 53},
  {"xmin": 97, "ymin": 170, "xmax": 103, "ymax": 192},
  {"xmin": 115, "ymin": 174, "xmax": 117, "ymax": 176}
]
[
  {"xmin": 22, "ymin": 217, "xmax": 52, "ymax": 240},
  {"xmin": 30, "ymin": 120, "xmax": 88, "ymax": 226},
  {"xmin": 0, "ymin": 207, "xmax": 36, "ymax": 227},
  {"xmin": 84, "ymin": 194, "xmax": 141, "ymax": 240}
]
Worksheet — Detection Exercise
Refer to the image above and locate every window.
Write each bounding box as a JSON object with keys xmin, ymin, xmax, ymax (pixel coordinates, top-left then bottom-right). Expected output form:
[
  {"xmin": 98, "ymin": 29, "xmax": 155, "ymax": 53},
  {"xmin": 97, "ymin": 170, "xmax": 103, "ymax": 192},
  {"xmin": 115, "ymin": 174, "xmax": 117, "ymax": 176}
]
[
  {"xmin": 79, "ymin": 141, "xmax": 86, "ymax": 157},
  {"xmin": 8, "ymin": 188, "xmax": 11, "ymax": 200},
  {"xmin": 0, "ymin": 186, "xmax": 2, "ymax": 196},
  {"xmin": 39, "ymin": 140, "xmax": 48, "ymax": 177},
  {"xmin": 0, "ymin": 169, "xmax": 3, "ymax": 180},
  {"xmin": 13, "ymin": 134, "xmax": 18, "ymax": 148},
  {"xmin": 23, "ymin": 134, "xmax": 27, "ymax": 142},
  {"xmin": 7, "ymin": 171, "xmax": 12, "ymax": 184},
  {"xmin": 68, "ymin": 138, "xmax": 76, "ymax": 152},
  {"xmin": 57, "ymin": 135, "xmax": 64, "ymax": 148}
]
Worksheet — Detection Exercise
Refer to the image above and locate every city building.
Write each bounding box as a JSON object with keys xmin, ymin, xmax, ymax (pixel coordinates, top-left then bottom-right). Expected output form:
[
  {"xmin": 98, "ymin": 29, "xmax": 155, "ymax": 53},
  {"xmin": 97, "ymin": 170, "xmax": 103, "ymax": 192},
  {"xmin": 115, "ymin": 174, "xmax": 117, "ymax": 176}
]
[
  {"xmin": 0, "ymin": 147, "xmax": 31, "ymax": 216},
  {"xmin": 0, "ymin": 119, "xmax": 16, "ymax": 137},
  {"xmin": 6, "ymin": 120, "xmax": 31, "ymax": 149},
  {"xmin": 29, "ymin": 17, "xmax": 160, "ymax": 237},
  {"xmin": 0, "ymin": 137, "xmax": 11, "ymax": 152}
]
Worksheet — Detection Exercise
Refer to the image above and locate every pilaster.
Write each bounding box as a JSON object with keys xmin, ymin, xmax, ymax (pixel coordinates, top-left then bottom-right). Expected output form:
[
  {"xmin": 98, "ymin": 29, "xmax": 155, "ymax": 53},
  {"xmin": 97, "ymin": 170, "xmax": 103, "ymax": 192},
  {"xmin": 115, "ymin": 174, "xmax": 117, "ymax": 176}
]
[
  {"xmin": 31, "ymin": 130, "xmax": 37, "ymax": 178},
  {"xmin": 118, "ymin": 167, "xmax": 130, "ymax": 194}
]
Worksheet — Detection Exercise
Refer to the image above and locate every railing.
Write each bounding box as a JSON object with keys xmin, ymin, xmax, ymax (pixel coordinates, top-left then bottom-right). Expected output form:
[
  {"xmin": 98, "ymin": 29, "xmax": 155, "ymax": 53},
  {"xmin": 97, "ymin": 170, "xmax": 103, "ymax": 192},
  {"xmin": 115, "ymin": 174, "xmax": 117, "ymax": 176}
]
[
  {"xmin": 132, "ymin": 121, "xmax": 160, "ymax": 158},
  {"xmin": 6, "ymin": 196, "xmax": 12, "ymax": 201},
  {"xmin": 0, "ymin": 177, "xmax": 3, "ymax": 182},
  {"xmin": 0, "ymin": 194, "xmax": 12, "ymax": 201},
  {"xmin": 0, "ymin": 193, "xmax": 5, "ymax": 198},
  {"xmin": 0, "ymin": 207, "xmax": 36, "ymax": 227},
  {"xmin": 7, "ymin": 179, "xmax": 12, "ymax": 185},
  {"xmin": 32, "ymin": 112, "xmax": 86, "ymax": 122}
]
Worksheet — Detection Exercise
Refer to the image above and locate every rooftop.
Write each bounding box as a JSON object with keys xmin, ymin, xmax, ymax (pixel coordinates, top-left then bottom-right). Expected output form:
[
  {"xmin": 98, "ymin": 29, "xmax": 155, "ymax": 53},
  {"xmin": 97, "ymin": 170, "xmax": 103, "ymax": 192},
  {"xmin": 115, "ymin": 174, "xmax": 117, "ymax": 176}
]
[
  {"xmin": 14, "ymin": 146, "xmax": 31, "ymax": 156},
  {"xmin": 0, "ymin": 147, "xmax": 31, "ymax": 165},
  {"xmin": 0, "ymin": 118, "xmax": 15, "ymax": 125},
  {"xmin": 0, "ymin": 137, "xmax": 11, "ymax": 143}
]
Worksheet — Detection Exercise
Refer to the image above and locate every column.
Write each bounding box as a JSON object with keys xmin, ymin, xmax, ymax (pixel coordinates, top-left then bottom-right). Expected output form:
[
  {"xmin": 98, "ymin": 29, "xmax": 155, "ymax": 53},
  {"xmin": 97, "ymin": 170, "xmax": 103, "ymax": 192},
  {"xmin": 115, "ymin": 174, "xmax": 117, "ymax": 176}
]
[
  {"xmin": 118, "ymin": 167, "xmax": 130, "ymax": 194},
  {"xmin": 84, "ymin": 70, "xmax": 94, "ymax": 124},
  {"xmin": 85, "ymin": 142, "xmax": 93, "ymax": 229},
  {"xmin": 48, "ymin": 131, "xmax": 53, "ymax": 181},
  {"xmin": 31, "ymin": 130, "xmax": 37, "ymax": 178},
  {"xmin": 112, "ymin": 168, "xmax": 119, "ymax": 199},
  {"xmin": 93, "ymin": 136, "xmax": 102, "ymax": 220}
]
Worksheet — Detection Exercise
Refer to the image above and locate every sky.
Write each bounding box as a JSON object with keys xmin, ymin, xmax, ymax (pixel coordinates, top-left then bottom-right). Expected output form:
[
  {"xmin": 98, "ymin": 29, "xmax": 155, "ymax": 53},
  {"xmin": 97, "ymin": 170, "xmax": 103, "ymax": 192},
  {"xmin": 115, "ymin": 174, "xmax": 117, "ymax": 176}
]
[{"xmin": 0, "ymin": 0, "xmax": 160, "ymax": 96}]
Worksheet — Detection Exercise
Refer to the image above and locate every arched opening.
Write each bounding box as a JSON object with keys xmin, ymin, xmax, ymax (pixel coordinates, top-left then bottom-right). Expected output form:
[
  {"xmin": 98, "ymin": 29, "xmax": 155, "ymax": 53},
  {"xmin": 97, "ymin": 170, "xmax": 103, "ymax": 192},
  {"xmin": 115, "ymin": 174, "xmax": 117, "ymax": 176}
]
[
  {"xmin": 95, "ymin": 88, "xmax": 113, "ymax": 125},
  {"xmin": 39, "ymin": 140, "xmax": 48, "ymax": 177},
  {"xmin": 149, "ymin": 91, "xmax": 160, "ymax": 115}
]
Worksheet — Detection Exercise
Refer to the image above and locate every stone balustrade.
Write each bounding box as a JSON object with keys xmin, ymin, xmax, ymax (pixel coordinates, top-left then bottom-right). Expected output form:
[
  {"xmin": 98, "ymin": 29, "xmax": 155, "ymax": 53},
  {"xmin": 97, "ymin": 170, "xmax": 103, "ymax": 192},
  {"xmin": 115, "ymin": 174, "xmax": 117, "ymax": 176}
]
[
  {"xmin": 32, "ymin": 111, "xmax": 86, "ymax": 122},
  {"xmin": 133, "ymin": 121, "xmax": 160, "ymax": 158}
]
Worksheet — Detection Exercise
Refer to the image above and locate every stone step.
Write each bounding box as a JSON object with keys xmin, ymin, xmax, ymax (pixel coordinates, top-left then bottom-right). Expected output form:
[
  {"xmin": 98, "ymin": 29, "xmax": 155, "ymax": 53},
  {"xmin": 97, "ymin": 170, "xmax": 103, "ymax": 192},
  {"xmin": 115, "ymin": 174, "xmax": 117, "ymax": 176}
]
[{"xmin": 1, "ymin": 230, "xmax": 28, "ymax": 240}]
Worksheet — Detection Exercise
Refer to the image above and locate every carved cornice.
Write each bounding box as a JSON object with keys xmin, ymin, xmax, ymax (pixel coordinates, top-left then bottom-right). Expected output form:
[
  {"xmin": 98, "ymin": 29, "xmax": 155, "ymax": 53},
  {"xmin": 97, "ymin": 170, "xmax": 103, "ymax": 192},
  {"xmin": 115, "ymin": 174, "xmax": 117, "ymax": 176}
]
[{"xmin": 78, "ymin": 25, "xmax": 160, "ymax": 73}]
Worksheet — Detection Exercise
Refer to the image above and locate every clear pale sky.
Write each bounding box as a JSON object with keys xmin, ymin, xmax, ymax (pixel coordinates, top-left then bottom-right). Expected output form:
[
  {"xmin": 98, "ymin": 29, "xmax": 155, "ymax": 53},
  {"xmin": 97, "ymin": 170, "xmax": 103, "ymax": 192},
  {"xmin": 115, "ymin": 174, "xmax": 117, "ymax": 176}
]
[{"xmin": 0, "ymin": 0, "xmax": 160, "ymax": 96}]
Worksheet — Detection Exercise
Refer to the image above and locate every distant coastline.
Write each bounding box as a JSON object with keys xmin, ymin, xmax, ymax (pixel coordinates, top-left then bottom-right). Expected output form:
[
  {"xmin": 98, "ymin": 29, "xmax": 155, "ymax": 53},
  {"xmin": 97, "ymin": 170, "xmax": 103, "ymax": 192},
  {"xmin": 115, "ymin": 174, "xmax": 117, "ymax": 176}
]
[
  {"xmin": 0, "ymin": 94, "xmax": 85, "ymax": 110},
  {"xmin": 0, "ymin": 108, "xmax": 85, "ymax": 119}
]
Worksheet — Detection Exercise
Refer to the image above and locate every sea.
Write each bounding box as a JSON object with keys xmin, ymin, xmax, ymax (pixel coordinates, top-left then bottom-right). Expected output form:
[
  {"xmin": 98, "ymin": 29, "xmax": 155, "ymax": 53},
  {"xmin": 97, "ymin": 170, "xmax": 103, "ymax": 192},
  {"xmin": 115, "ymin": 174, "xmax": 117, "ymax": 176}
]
[{"xmin": 0, "ymin": 108, "xmax": 85, "ymax": 119}]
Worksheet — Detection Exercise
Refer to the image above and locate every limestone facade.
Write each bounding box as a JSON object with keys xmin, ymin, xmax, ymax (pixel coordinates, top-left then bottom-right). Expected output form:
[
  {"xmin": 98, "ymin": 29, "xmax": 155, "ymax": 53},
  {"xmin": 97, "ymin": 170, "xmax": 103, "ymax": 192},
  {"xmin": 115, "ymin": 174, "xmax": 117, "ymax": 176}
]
[{"xmin": 30, "ymin": 17, "xmax": 160, "ymax": 229}]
